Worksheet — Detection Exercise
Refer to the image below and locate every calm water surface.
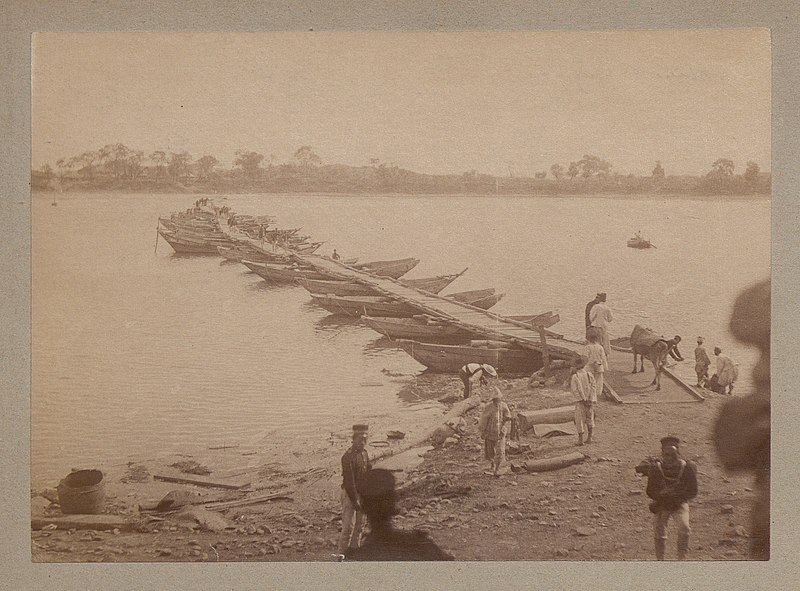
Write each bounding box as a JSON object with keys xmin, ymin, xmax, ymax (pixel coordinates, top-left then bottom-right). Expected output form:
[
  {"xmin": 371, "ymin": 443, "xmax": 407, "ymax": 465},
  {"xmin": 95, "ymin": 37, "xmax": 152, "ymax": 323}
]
[{"xmin": 31, "ymin": 192, "xmax": 769, "ymax": 486}]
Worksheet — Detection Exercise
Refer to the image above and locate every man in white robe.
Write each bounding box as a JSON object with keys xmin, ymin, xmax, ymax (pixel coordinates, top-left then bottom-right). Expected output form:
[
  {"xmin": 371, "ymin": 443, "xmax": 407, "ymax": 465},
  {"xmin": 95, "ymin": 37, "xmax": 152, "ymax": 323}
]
[{"xmin": 589, "ymin": 292, "xmax": 613, "ymax": 355}]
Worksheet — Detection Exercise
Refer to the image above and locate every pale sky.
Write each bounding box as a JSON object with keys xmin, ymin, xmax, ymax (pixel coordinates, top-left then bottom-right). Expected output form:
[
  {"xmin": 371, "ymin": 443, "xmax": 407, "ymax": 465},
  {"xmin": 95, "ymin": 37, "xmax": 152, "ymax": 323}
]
[{"xmin": 32, "ymin": 30, "xmax": 771, "ymax": 177}]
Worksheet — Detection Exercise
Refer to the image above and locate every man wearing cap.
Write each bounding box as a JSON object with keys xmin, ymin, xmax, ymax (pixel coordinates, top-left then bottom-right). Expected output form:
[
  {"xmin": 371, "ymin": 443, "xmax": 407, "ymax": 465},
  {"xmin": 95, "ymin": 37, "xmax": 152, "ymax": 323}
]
[
  {"xmin": 694, "ymin": 337, "xmax": 711, "ymax": 387},
  {"xmin": 478, "ymin": 389, "xmax": 512, "ymax": 476},
  {"xmin": 458, "ymin": 362, "xmax": 498, "ymax": 399},
  {"xmin": 643, "ymin": 436, "xmax": 698, "ymax": 560},
  {"xmin": 345, "ymin": 469, "xmax": 454, "ymax": 561},
  {"xmin": 585, "ymin": 330, "xmax": 608, "ymax": 406},
  {"xmin": 338, "ymin": 424, "xmax": 371, "ymax": 557},
  {"xmin": 589, "ymin": 293, "xmax": 613, "ymax": 355}
]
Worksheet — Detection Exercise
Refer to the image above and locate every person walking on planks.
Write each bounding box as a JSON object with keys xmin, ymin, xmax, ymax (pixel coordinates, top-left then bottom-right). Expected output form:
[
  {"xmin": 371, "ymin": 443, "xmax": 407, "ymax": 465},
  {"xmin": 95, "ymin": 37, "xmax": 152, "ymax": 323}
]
[
  {"xmin": 589, "ymin": 292, "xmax": 613, "ymax": 355},
  {"xmin": 570, "ymin": 355, "xmax": 597, "ymax": 446},
  {"xmin": 458, "ymin": 363, "xmax": 498, "ymax": 399},
  {"xmin": 637, "ymin": 436, "xmax": 698, "ymax": 560},
  {"xmin": 478, "ymin": 390, "xmax": 512, "ymax": 476},
  {"xmin": 337, "ymin": 424, "xmax": 371, "ymax": 559},
  {"xmin": 585, "ymin": 330, "xmax": 608, "ymax": 404},
  {"xmin": 694, "ymin": 337, "xmax": 711, "ymax": 387}
]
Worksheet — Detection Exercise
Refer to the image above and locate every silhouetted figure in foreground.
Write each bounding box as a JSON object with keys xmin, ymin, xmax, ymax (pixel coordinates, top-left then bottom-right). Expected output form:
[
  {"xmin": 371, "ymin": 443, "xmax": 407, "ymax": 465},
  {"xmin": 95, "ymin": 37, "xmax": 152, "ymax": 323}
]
[
  {"xmin": 344, "ymin": 469, "xmax": 454, "ymax": 561},
  {"xmin": 713, "ymin": 279, "xmax": 770, "ymax": 559}
]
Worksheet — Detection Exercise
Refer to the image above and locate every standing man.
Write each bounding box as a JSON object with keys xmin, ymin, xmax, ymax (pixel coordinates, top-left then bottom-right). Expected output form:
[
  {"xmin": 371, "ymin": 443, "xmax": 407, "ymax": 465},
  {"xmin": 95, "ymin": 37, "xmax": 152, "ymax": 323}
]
[
  {"xmin": 714, "ymin": 347, "xmax": 737, "ymax": 395},
  {"xmin": 478, "ymin": 390, "xmax": 511, "ymax": 476},
  {"xmin": 458, "ymin": 363, "xmax": 498, "ymax": 399},
  {"xmin": 640, "ymin": 436, "xmax": 698, "ymax": 560},
  {"xmin": 694, "ymin": 337, "xmax": 711, "ymax": 387},
  {"xmin": 338, "ymin": 424, "xmax": 371, "ymax": 558},
  {"xmin": 589, "ymin": 292, "xmax": 613, "ymax": 355},
  {"xmin": 570, "ymin": 355, "xmax": 597, "ymax": 446},
  {"xmin": 585, "ymin": 330, "xmax": 608, "ymax": 404},
  {"xmin": 585, "ymin": 293, "xmax": 603, "ymax": 340}
]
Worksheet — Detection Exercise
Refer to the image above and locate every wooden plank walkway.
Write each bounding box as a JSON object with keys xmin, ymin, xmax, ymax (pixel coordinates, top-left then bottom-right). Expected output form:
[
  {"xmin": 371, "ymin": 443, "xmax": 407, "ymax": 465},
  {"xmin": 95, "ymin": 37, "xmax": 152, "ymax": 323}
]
[{"xmin": 217, "ymin": 216, "xmax": 702, "ymax": 404}]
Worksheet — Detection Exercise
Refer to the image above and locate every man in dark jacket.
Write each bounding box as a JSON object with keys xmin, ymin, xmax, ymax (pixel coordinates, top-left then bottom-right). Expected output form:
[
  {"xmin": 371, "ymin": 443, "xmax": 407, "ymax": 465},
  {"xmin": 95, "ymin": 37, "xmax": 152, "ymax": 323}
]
[
  {"xmin": 337, "ymin": 424, "xmax": 371, "ymax": 557},
  {"xmin": 345, "ymin": 469, "xmax": 454, "ymax": 561},
  {"xmin": 640, "ymin": 436, "xmax": 698, "ymax": 560}
]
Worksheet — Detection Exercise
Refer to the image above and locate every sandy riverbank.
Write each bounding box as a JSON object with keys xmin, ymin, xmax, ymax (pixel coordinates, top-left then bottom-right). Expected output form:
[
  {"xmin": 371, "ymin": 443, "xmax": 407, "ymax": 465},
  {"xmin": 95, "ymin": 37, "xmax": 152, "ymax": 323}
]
[{"xmin": 31, "ymin": 372, "xmax": 757, "ymax": 562}]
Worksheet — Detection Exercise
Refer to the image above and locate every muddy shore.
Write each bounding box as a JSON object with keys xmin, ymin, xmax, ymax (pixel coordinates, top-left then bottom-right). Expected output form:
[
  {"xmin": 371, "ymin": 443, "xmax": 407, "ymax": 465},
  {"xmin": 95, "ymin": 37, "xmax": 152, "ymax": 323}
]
[{"xmin": 31, "ymin": 373, "xmax": 757, "ymax": 562}]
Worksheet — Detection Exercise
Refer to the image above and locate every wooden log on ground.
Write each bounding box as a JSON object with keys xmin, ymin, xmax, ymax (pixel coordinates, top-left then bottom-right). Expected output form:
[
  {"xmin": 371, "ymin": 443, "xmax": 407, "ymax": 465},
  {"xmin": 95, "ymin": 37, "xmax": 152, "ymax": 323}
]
[
  {"xmin": 32, "ymin": 514, "xmax": 131, "ymax": 531},
  {"xmin": 205, "ymin": 492, "xmax": 293, "ymax": 511},
  {"xmin": 372, "ymin": 395, "xmax": 482, "ymax": 464},
  {"xmin": 153, "ymin": 474, "xmax": 251, "ymax": 490},
  {"xmin": 516, "ymin": 405, "xmax": 575, "ymax": 434},
  {"xmin": 511, "ymin": 451, "xmax": 587, "ymax": 473}
]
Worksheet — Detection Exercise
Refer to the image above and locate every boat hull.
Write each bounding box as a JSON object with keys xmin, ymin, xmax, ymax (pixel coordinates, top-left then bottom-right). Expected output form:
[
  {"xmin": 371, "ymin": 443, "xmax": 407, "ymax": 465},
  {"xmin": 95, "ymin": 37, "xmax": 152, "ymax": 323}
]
[
  {"xmin": 353, "ymin": 258, "xmax": 420, "ymax": 279},
  {"xmin": 361, "ymin": 315, "xmax": 475, "ymax": 341},
  {"xmin": 297, "ymin": 272, "xmax": 462, "ymax": 297},
  {"xmin": 398, "ymin": 340, "xmax": 541, "ymax": 374},
  {"xmin": 242, "ymin": 261, "xmax": 333, "ymax": 283},
  {"xmin": 159, "ymin": 231, "xmax": 224, "ymax": 255}
]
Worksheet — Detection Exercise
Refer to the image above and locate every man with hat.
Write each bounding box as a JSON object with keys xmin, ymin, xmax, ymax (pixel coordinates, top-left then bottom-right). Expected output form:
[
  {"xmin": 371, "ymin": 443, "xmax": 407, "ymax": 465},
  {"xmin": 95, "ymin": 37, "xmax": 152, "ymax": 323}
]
[
  {"xmin": 641, "ymin": 436, "xmax": 698, "ymax": 560},
  {"xmin": 694, "ymin": 337, "xmax": 711, "ymax": 387},
  {"xmin": 478, "ymin": 388, "xmax": 512, "ymax": 476},
  {"xmin": 588, "ymin": 292, "xmax": 613, "ymax": 355},
  {"xmin": 458, "ymin": 362, "xmax": 498, "ymax": 399},
  {"xmin": 337, "ymin": 423, "xmax": 371, "ymax": 557}
]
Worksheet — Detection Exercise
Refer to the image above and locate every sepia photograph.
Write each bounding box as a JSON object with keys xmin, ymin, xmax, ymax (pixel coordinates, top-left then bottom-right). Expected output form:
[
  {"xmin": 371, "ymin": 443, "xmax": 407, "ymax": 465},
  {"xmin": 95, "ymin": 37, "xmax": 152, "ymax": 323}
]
[{"xmin": 29, "ymin": 29, "xmax": 771, "ymax": 565}]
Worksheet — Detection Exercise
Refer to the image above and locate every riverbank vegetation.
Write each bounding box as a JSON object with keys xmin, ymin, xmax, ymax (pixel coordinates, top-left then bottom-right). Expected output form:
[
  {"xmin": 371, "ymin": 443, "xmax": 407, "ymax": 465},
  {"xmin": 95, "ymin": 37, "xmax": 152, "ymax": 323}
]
[{"xmin": 32, "ymin": 144, "xmax": 770, "ymax": 196}]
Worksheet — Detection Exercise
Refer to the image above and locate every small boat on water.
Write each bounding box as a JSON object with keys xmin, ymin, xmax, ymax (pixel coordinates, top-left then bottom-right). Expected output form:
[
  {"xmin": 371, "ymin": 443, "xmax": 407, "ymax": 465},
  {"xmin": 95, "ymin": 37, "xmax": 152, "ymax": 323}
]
[
  {"xmin": 352, "ymin": 257, "xmax": 420, "ymax": 279},
  {"xmin": 241, "ymin": 260, "xmax": 334, "ymax": 283},
  {"xmin": 296, "ymin": 268, "xmax": 467, "ymax": 297},
  {"xmin": 627, "ymin": 232, "xmax": 653, "ymax": 249},
  {"xmin": 310, "ymin": 288, "xmax": 503, "ymax": 317},
  {"xmin": 397, "ymin": 339, "xmax": 541, "ymax": 374}
]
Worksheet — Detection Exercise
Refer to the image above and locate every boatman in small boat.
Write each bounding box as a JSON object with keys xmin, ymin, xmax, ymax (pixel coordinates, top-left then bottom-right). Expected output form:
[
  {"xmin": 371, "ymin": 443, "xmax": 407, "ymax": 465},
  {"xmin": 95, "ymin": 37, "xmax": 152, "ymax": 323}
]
[
  {"xmin": 337, "ymin": 424, "xmax": 371, "ymax": 559},
  {"xmin": 589, "ymin": 292, "xmax": 613, "ymax": 355},
  {"xmin": 458, "ymin": 363, "xmax": 498, "ymax": 399},
  {"xmin": 332, "ymin": 249, "xmax": 341, "ymax": 261}
]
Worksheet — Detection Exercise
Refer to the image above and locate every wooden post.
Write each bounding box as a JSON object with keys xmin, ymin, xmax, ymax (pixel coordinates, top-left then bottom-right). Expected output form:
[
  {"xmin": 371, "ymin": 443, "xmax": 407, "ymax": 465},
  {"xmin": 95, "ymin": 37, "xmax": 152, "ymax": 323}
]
[
  {"xmin": 538, "ymin": 325, "xmax": 550, "ymax": 377},
  {"xmin": 529, "ymin": 312, "xmax": 560, "ymax": 378}
]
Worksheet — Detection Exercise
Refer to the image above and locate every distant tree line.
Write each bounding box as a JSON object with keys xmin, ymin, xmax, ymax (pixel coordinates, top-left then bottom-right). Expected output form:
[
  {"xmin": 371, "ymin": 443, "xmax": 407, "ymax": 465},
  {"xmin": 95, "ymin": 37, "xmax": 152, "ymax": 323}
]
[{"xmin": 31, "ymin": 145, "xmax": 770, "ymax": 196}]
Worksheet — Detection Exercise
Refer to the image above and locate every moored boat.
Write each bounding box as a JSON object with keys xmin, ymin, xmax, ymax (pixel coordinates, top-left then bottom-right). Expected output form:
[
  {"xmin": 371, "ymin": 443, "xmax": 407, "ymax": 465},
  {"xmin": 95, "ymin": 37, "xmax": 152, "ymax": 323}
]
[
  {"xmin": 353, "ymin": 257, "xmax": 420, "ymax": 279},
  {"xmin": 310, "ymin": 288, "xmax": 503, "ymax": 317},
  {"xmin": 242, "ymin": 260, "xmax": 334, "ymax": 283},
  {"xmin": 627, "ymin": 232, "xmax": 653, "ymax": 249},
  {"xmin": 361, "ymin": 314, "xmax": 476, "ymax": 341},
  {"xmin": 296, "ymin": 269, "xmax": 467, "ymax": 297},
  {"xmin": 397, "ymin": 340, "xmax": 541, "ymax": 374},
  {"xmin": 158, "ymin": 230, "xmax": 225, "ymax": 255}
]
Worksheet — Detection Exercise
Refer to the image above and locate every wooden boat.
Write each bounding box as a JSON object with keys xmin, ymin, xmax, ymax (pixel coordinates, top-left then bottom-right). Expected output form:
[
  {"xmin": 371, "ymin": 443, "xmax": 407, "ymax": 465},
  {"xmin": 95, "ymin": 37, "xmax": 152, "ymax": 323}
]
[
  {"xmin": 158, "ymin": 230, "xmax": 223, "ymax": 255},
  {"xmin": 353, "ymin": 257, "xmax": 420, "ymax": 279},
  {"xmin": 293, "ymin": 241, "xmax": 324, "ymax": 254},
  {"xmin": 361, "ymin": 315, "xmax": 476, "ymax": 341},
  {"xmin": 627, "ymin": 233, "xmax": 653, "ymax": 249},
  {"xmin": 397, "ymin": 340, "xmax": 541, "ymax": 374},
  {"xmin": 217, "ymin": 245, "xmax": 290, "ymax": 263},
  {"xmin": 241, "ymin": 260, "xmax": 334, "ymax": 283},
  {"xmin": 310, "ymin": 289, "xmax": 503, "ymax": 317},
  {"xmin": 296, "ymin": 269, "xmax": 466, "ymax": 297},
  {"xmin": 361, "ymin": 311, "xmax": 541, "ymax": 341}
]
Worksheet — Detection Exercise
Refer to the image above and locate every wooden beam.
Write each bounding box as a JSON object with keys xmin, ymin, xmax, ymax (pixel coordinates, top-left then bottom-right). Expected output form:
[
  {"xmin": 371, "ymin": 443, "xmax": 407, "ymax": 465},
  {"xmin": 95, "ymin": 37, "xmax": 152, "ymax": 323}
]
[{"xmin": 153, "ymin": 474, "xmax": 251, "ymax": 490}]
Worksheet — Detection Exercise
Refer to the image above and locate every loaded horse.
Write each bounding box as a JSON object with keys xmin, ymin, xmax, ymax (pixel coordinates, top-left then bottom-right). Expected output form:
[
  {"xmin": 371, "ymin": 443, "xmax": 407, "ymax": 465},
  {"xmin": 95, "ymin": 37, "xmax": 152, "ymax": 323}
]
[{"xmin": 630, "ymin": 325, "xmax": 684, "ymax": 391}]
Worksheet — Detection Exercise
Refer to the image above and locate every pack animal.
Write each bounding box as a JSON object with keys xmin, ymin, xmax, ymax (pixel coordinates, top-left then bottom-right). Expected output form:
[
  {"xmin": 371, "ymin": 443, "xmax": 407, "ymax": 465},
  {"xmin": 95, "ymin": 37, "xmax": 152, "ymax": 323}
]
[{"xmin": 630, "ymin": 325, "xmax": 678, "ymax": 391}]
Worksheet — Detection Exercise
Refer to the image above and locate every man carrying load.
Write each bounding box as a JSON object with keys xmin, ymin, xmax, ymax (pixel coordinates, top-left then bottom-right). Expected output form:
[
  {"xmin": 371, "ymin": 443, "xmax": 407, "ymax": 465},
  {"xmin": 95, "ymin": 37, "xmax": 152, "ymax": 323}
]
[{"xmin": 458, "ymin": 363, "xmax": 498, "ymax": 399}]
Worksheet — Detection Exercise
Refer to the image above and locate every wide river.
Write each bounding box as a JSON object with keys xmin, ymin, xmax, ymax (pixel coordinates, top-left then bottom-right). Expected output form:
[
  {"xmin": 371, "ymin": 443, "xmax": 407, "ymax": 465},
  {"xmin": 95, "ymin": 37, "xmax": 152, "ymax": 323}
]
[{"xmin": 31, "ymin": 192, "xmax": 769, "ymax": 487}]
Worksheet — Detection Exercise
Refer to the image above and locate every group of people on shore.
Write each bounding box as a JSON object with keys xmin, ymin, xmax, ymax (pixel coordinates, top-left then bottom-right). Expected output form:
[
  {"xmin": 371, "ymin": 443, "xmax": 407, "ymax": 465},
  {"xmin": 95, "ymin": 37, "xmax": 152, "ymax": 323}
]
[{"xmin": 333, "ymin": 283, "xmax": 766, "ymax": 561}]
